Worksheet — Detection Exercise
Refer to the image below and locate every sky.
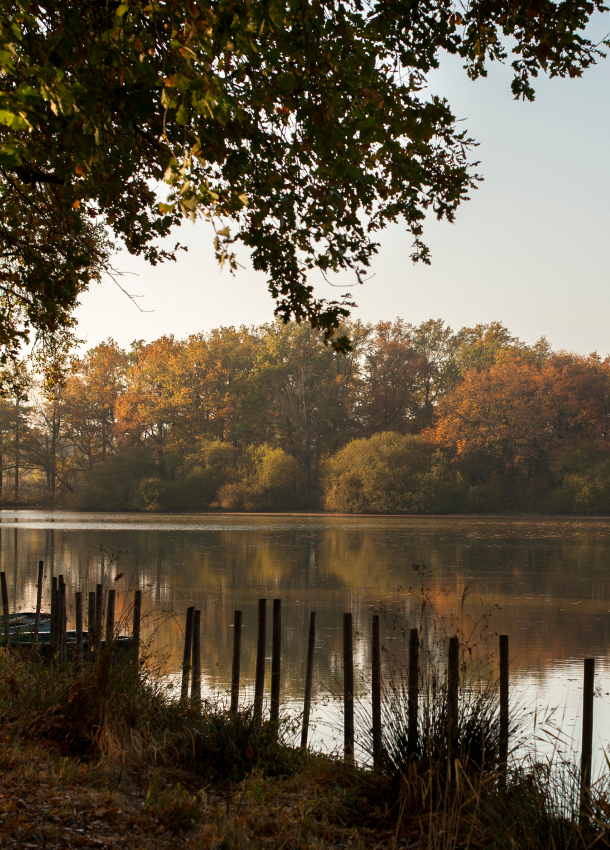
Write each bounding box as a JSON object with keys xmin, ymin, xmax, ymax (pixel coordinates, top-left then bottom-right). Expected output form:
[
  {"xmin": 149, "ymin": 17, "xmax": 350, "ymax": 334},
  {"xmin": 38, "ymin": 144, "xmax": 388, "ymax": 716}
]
[{"xmin": 74, "ymin": 15, "xmax": 610, "ymax": 356}]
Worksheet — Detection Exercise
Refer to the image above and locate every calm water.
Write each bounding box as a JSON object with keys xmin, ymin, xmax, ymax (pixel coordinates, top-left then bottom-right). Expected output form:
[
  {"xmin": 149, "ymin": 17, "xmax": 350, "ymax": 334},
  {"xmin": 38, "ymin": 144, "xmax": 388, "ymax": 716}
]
[{"xmin": 4, "ymin": 511, "xmax": 610, "ymax": 766}]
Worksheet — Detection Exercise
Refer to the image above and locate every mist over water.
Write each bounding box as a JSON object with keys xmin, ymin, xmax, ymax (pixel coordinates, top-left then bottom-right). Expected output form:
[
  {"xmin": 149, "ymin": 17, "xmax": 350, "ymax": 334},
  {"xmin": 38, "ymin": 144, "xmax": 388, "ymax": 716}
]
[{"xmin": 4, "ymin": 511, "xmax": 610, "ymax": 768}]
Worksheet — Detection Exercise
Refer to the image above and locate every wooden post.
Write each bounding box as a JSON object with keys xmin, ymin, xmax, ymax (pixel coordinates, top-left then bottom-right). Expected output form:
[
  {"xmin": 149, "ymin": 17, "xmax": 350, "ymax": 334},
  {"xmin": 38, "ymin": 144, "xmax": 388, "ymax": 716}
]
[
  {"xmin": 191, "ymin": 609, "xmax": 201, "ymax": 702},
  {"xmin": 49, "ymin": 576, "xmax": 57, "ymax": 650},
  {"xmin": 88, "ymin": 591, "xmax": 96, "ymax": 659},
  {"xmin": 270, "ymin": 599, "xmax": 281, "ymax": 727},
  {"xmin": 1, "ymin": 572, "xmax": 9, "ymax": 647},
  {"xmin": 254, "ymin": 598, "xmax": 266, "ymax": 722},
  {"xmin": 343, "ymin": 612, "xmax": 354, "ymax": 763},
  {"xmin": 106, "ymin": 588, "xmax": 116, "ymax": 646},
  {"xmin": 371, "ymin": 614, "xmax": 381, "ymax": 769},
  {"xmin": 34, "ymin": 560, "xmax": 43, "ymax": 644},
  {"xmin": 409, "ymin": 627, "xmax": 419, "ymax": 755},
  {"xmin": 301, "ymin": 611, "xmax": 316, "ymax": 750},
  {"xmin": 448, "ymin": 636, "xmax": 459, "ymax": 739},
  {"xmin": 132, "ymin": 589, "xmax": 142, "ymax": 667},
  {"xmin": 181, "ymin": 606, "xmax": 195, "ymax": 700},
  {"xmin": 499, "ymin": 634, "xmax": 509, "ymax": 778},
  {"xmin": 75, "ymin": 592, "xmax": 83, "ymax": 670},
  {"xmin": 58, "ymin": 576, "xmax": 66, "ymax": 663},
  {"xmin": 230, "ymin": 609, "xmax": 242, "ymax": 714},
  {"xmin": 95, "ymin": 584, "xmax": 103, "ymax": 654},
  {"xmin": 50, "ymin": 577, "xmax": 58, "ymax": 659},
  {"xmin": 581, "ymin": 657, "xmax": 595, "ymax": 812}
]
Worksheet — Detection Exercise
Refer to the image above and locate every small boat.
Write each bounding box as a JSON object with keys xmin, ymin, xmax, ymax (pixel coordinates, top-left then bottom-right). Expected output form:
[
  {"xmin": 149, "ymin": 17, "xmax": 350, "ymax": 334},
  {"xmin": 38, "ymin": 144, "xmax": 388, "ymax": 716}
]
[
  {"xmin": 4, "ymin": 612, "xmax": 134, "ymax": 658},
  {"xmin": 7, "ymin": 611, "xmax": 51, "ymax": 636}
]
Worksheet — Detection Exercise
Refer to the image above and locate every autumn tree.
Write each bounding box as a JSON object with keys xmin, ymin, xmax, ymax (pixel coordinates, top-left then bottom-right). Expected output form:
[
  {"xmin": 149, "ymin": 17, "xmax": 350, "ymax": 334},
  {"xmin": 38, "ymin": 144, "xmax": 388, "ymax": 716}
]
[
  {"xmin": 0, "ymin": 359, "xmax": 32, "ymax": 503},
  {"xmin": 431, "ymin": 354, "xmax": 549, "ymax": 501},
  {"xmin": 114, "ymin": 337, "xmax": 180, "ymax": 453},
  {"xmin": 539, "ymin": 353, "xmax": 610, "ymax": 445},
  {"xmin": 62, "ymin": 339, "xmax": 129, "ymax": 468},
  {"xmin": 454, "ymin": 322, "xmax": 552, "ymax": 374},
  {"xmin": 0, "ymin": 396, "xmax": 13, "ymax": 502},
  {"xmin": 168, "ymin": 327, "xmax": 261, "ymax": 445},
  {"xmin": 252, "ymin": 322, "xmax": 363, "ymax": 490},
  {"xmin": 430, "ymin": 350, "xmax": 610, "ymax": 508},
  {"xmin": 360, "ymin": 320, "xmax": 423, "ymax": 435}
]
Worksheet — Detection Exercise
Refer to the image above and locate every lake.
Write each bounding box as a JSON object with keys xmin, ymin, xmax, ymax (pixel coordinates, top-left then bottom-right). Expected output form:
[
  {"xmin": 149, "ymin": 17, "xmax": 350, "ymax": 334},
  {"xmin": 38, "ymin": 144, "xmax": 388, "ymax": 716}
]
[{"xmin": 3, "ymin": 511, "xmax": 610, "ymax": 768}]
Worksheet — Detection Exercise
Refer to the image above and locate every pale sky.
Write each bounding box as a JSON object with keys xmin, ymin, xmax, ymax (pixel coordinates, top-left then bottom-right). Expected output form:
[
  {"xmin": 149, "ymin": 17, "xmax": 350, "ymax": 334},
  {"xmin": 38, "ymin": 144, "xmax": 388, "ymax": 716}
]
[{"xmin": 75, "ymin": 16, "xmax": 610, "ymax": 356}]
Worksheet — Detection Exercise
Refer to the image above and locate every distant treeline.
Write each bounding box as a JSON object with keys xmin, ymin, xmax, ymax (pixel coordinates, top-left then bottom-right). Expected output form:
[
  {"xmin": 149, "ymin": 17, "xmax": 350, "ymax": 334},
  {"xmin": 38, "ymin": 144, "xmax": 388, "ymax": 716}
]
[{"xmin": 4, "ymin": 319, "xmax": 610, "ymax": 514}]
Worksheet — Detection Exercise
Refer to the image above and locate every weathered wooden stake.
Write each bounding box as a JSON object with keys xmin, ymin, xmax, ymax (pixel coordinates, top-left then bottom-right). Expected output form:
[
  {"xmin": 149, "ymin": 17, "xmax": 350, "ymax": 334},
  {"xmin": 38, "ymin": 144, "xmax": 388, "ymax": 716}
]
[
  {"xmin": 95, "ymin": 584, "xmax": 103, "ymax": 654},
  {"xmin": 58, "ymin": 576, "xmax": 66, "ymax": 663},
  {"xmin": 106, "ymin": 588, "xmax": 116, "ymax": 646},
  {"xmin": 34, "ymin": 560, "xmax": 43, "ymax": 644},
  {"xmin": 1, "ymin": 572, "xmax": 9, "ymax": 647},
  {"xmin": 448, "ymin": 636, "xmax": 459, "ymax": 738},
  {"xmin": 254, "ymin": 598, "xmax": 267, "ymax": 722},
  {"xmin": 371, "ymin": 614, "xmax": 382, "ymax": 769},
  {"xmin": 409, "ymin": 627, "xmax": 419, "ymax": 755},
  {"xmin": 230, "ymin": 609, "xmax": 242, "ymax": 714},
  {"xmin": 343, "ymin": 612, "xmax": 354, "ymax": 763},
  {"xmin": 499, "ymin": 634, "xmax": 509, "ymax": 779},
  {"xmin": 181, "ymin": 606, "xmax": 195, "ymax": 700},
  {"xmin": 581, "ymin": 657, "xmax": 595, "ymax": 813},
  {"xmin": 75, "ymin": 592, "xmax": 83, "ymax": 670},
  {"xmin": 191, "ymin": 609, "xmax": 201, "ymax": 702},
  {"xmin": 132, "ymin": 589, "xmax": 142, "ymax": 667},
  {"xmin": 301, "ymin": 611, "xmax": 316, "ymax": 750},
  {"xmin": 88, "ymin": 591, "xmax": 96, "ymax": 658},
  {"xmin": 270, "ymin": 599, "xmax": 282, "ymax": 726},
  {"xmin": 50, "ymin": 577, "xmax": 58, "ymax": 658}
]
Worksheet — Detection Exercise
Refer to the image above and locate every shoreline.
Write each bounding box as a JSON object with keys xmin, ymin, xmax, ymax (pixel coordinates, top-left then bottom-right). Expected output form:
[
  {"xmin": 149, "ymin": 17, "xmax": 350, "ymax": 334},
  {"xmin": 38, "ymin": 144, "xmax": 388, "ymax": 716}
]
[{"xmin": 1, "ymin": 506, "xmax": 610, "ymax": 520}]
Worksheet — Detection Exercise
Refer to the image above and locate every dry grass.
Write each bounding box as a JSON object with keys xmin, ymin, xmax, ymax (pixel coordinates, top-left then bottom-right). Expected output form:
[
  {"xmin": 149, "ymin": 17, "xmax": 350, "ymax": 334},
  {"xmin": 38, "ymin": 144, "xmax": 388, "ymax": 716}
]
[{"xmin": 2, "ymin": 647, "xmax": 610, "ymax": 850}]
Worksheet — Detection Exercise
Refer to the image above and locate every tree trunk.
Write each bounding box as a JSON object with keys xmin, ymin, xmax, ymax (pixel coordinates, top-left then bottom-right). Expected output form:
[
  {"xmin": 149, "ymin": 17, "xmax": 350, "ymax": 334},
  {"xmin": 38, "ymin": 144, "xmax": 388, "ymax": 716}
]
[
  {"xmin": 50, "ymin": 401, "xmax": 57, "ymax": 502},
  {"xmin": 303, "ymin": 447, "xmax": 312, "ymax": 493},
  {"xmin": 14, "ymin": 399, "xmax": 19, "ymax": 506}
]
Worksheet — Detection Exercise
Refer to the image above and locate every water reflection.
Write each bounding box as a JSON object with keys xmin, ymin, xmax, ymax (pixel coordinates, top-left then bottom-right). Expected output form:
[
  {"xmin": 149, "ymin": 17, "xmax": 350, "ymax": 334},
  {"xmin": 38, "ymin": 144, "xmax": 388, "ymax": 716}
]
[{"xmin": 3, "ymin": 511, "xmax": 610, "ymax": 761}]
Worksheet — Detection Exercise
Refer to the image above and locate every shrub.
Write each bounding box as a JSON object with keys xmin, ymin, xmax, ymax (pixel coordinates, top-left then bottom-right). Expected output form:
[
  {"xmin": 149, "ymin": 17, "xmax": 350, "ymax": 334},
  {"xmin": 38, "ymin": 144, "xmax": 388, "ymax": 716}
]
[
  {"xmin": 216, "ymin": 482, "xmax": 245, "ymax": 510},
  {"xmin": 216, "ymin": 445, "xmax": 306, "ymax": 512},
  {"xmin": 161, "ymin": 440, "xmax": 241, "ymax": 511},
  {"xmin": 544, "ymin": 442, "xmax": 610, "ymax": 515},
  {"xmin": 241, "ymin": 445, "xmax": 305, "ymax": 511},
  {"xmin": 69, "ymin": 447, "xmax": 160, "ymax": 511},
  {"xmin": 322, "ymin": 432, "xmax": 462, "ymax": 513}
]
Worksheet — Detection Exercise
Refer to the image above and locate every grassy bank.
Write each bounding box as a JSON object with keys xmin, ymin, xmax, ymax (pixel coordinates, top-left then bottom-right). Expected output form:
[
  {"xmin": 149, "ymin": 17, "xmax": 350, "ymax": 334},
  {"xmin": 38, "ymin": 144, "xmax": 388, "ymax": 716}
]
[{"xmin": 1, "ymin": 647, "xmax": 609, "ymax": 850}]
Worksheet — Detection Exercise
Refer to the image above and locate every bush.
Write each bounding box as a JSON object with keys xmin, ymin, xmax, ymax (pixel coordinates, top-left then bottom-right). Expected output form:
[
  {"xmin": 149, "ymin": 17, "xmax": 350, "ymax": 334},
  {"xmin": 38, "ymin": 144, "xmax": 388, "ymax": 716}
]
[
  {"xmin": 69, "ymin": 441, "xmax": 243, "ymax": 512},
  {"xmin": 545, "ymin": 442, "xmax": 610, "ymax": 515},
  {"xmin": 216, "ymin": 445, "xmax": 306, "ymax": 512},
  {"xmin": 241, "ymin": 445, "xmax": 306, "ymax": 511},
  {"xmin": 161, "ymin": 440, "xmax": 241, "ymax": 511},
  {"xmin": 322, "ymin": 432, "xmax": 466, "ymax": 513},
  {"xmin": 69, "ymin": 447, "xmax": 160, "ymax": 511}
]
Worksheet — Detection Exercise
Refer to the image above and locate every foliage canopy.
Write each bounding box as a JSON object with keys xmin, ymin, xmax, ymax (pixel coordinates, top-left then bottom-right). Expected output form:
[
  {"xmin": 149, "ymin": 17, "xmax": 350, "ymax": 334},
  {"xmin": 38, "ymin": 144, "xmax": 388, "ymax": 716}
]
[{"xmin": 0, "ymin": 0, "xmax": 607, "ymax": 351}]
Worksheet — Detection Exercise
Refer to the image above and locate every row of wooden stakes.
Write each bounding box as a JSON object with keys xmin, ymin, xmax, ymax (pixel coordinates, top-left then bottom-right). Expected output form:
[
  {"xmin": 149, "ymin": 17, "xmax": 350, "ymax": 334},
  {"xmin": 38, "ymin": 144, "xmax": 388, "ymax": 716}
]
[
  {"xmin": 180, "ymin": 597, "xmax": 597, "ymax": 798},
  {"xmin": 0, "ymin": 570, "xmax": 597, "ymax": 793},
  {"xmin": 180, "ymin": 599, "xmax": 504, "ymax": 763}
]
